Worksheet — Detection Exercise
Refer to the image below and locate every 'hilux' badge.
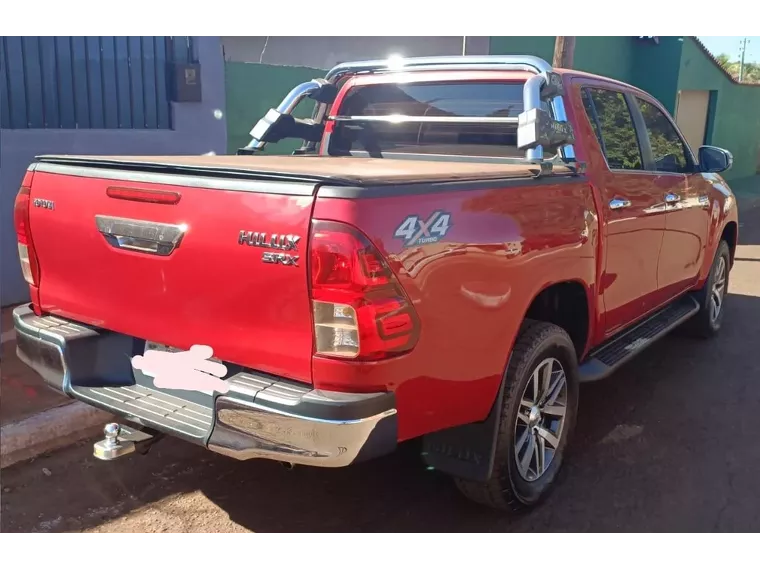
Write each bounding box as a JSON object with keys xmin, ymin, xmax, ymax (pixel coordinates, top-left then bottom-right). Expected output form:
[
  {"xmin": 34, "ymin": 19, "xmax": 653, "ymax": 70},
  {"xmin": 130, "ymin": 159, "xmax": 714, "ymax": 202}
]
[
  {"xmin": 238, "ymin": 231, "xmax": 300, "ymax": 251},
  {"xmin": 239, "ymin": 231, "xmax": 300, "ymax": 267}
]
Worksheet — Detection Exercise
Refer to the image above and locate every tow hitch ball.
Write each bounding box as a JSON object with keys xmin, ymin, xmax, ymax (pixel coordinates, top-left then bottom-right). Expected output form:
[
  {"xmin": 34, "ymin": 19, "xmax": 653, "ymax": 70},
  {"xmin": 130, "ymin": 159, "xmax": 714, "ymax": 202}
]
[{"xmin": 93, "ymin": 423, "xmax": 162, "ymax": 461}]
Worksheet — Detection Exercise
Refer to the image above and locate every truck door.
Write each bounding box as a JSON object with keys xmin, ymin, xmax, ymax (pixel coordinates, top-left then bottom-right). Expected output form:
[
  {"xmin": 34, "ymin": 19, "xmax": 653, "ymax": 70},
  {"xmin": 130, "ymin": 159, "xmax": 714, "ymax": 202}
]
[
  {"xmin": 579, "ymin": 86, "xmax": 667, "ymax": 337},
  {"xmin": 632, "ymin": 95, "xmax": 711, "ymax": 303}
]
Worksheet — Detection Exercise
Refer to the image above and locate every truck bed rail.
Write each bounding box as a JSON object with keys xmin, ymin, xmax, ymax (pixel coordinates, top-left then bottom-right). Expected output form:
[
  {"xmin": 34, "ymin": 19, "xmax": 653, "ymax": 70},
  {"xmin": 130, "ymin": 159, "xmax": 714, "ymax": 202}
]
[{"xmin": 240, "ymin": 55, "xmax": 582, "ymax": 178}]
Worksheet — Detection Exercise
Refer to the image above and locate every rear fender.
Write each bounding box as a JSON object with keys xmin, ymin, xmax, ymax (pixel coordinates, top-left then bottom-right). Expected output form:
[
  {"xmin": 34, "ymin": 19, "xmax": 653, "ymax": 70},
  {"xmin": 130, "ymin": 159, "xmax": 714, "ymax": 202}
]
[
  {"xmin": 421, "ymin": 367, "xmax": 507, "ymax": 481},
  {"xmin": 420, "ymin": 276, "xmax": 593, "ymax": 480}
]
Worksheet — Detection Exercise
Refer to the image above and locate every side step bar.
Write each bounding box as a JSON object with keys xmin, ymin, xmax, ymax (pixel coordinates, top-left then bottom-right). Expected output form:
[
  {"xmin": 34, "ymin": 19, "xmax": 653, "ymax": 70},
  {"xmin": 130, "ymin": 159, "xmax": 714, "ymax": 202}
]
[{"xmin": 579, "ymin": 295, "xmax": 700, "ymax": 382}]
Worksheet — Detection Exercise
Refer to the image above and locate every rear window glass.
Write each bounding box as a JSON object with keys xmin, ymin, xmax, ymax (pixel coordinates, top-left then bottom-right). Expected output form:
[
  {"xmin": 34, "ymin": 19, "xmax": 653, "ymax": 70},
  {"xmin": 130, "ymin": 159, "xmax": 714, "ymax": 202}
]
[{"xmin": 327, "ymin": 81, "xmax": 551, "ymax": 158}]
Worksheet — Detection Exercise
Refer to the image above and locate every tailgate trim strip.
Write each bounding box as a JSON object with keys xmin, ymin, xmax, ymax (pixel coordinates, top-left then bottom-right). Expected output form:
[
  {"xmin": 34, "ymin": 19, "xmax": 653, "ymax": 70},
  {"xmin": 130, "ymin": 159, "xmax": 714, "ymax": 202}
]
[{"xmin": 32, "ymin": 162, "xmax": 318, "ymax": 196}]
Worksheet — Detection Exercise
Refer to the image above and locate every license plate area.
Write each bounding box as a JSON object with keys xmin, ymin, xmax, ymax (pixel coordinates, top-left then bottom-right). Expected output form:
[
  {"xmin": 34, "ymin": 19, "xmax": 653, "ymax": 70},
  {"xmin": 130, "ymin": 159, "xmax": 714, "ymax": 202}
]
[
  {"xmin": 131, "ymin": 341, "xmax": 224, "ymax": 402},
  {"xmin": 143, "ymin": 341, "xmax": 223, "ymax": 360}
]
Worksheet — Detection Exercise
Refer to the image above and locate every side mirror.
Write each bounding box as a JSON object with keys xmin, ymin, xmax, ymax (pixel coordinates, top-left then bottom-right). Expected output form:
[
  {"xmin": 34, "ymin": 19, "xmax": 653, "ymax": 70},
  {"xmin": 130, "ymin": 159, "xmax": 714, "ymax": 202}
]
[{"xmin": 698, "ymin": 146, "xmax": 733, "ymax": 173}]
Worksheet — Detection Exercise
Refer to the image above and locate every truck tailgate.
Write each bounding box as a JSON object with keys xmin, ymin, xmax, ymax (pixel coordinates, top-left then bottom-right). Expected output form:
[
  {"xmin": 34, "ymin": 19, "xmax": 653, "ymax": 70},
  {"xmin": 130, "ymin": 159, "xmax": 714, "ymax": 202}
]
[{"xmin": 27, "ymin": 166, "xmax": 316, "ymax": 384}]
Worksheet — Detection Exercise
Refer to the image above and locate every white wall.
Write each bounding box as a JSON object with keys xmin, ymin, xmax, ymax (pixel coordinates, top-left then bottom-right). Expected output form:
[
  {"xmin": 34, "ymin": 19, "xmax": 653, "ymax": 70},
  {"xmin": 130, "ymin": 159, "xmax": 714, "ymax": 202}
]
[{"xmin": 221, "ymin": 36, "xmax": 490, "ymax": 69}]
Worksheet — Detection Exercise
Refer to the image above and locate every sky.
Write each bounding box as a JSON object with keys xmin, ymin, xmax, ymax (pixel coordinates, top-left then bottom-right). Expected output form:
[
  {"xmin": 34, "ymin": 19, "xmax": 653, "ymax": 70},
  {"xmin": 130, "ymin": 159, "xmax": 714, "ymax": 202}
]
[{"xmin": 697, "ymin": 36, "xmax": 758, "ymax": 63}]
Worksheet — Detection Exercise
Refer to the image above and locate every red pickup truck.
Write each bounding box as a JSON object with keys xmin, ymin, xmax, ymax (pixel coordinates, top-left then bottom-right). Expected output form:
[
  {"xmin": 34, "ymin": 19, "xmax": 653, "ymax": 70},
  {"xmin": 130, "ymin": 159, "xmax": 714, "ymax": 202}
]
[{"xmin": 13, "ymin": 55, "xmax": 738, "ymax": 513}]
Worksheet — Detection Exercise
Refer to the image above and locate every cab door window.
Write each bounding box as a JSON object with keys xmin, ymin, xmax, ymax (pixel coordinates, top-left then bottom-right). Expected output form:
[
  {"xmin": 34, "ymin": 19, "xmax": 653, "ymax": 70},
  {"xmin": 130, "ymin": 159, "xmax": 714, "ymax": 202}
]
[
  {"xmin": 581, "ymin": 87, "xmax": 644, "ymax": 171},
  {"xmin": 634, "ymin": 97, "xmax": 694, "ymax": 174}
]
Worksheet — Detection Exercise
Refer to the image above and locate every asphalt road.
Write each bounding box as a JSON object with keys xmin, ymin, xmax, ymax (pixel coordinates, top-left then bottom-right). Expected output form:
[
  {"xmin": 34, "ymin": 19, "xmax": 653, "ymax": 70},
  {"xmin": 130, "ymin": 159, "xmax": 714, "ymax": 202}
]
[{"xmin": 2, "ymin": 205, "xmax": 760, "ymax": 533}]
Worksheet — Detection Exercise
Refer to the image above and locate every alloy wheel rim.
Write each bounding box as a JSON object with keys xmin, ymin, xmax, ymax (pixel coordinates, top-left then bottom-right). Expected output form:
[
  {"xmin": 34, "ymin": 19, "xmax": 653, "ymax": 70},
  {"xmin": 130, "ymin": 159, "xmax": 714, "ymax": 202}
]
[
  {"xmin": 710, "ymin": 256, "xmax": 727, "ymax": 324},
  {"xmin": 514, "ymin": 357, "xmax": 568, "ymax": 482}
]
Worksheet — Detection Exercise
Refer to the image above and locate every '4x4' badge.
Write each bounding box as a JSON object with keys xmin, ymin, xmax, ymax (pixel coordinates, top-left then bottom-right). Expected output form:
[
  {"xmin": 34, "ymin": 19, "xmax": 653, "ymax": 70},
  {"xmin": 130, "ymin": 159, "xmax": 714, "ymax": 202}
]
[{"xmin": 394, "ymin": 211, "xmax": 452, "ymax": 247}]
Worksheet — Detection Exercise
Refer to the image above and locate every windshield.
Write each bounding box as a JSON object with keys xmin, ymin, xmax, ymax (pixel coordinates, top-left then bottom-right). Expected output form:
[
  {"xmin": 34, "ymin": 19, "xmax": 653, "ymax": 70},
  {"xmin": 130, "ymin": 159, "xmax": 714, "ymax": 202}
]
[{"xmin": 327, "ymin": 81, "xmax": 552, "ymax": 158}]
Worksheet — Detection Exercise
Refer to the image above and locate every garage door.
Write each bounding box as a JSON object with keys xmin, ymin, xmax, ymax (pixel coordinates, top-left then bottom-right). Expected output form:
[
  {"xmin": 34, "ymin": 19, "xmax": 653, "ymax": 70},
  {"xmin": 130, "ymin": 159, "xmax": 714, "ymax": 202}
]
[{"xmin": 675, "ymin": 90, "xmax": 710, "ymax": 152}]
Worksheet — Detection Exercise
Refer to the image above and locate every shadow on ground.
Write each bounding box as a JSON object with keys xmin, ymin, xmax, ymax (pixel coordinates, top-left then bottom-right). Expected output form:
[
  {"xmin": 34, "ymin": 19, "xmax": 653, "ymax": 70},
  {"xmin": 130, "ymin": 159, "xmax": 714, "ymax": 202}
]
[
  {"xmin": 2, "ymin": 289, "xmax": 759, "ymax": 533},
  {"xmin": 732, "ymin": 175, "xmax": 760, "ymax": 220}
]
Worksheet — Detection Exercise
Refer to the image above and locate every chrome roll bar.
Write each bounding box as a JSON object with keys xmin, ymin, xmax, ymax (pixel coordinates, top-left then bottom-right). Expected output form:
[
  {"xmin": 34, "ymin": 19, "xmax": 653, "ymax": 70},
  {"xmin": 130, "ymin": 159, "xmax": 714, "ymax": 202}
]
[
  {"xmin": 246, "ymin": 79, "xmax": 327, "ymax": 151},
  {"xmin": 245, "ymin": 55, "xmax": 576, "ymax": 163},
  {"xmin": 324, "ymin": 55, "xmax": 553, "ymax": 82},
  {"xmin": 516, "ymin": 72, "xmax": 576, "ymax": 162}
]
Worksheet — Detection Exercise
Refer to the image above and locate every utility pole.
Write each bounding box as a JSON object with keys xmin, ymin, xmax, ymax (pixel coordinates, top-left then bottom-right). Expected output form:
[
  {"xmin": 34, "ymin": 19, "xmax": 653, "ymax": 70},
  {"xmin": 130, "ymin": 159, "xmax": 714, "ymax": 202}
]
[
  {"xmin": 462, "ymin": 36, "xmax": 467, "ymax": 56},
  {"xmin": 553, "ymin": 36, "xmax": 576, "ymax": 69},
  {"xmin": 739, "ymin": 37, "xmax": 750, "ymax": 82}
]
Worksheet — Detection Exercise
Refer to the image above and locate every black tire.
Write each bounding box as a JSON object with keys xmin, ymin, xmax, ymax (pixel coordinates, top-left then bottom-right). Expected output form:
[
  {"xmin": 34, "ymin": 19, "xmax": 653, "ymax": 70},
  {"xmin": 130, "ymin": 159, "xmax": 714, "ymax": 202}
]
[
  {"xmin": 683, "ymin": 240, "xmax": 731, "ymax": 339},
  {"xmin": 454, "ymin": 320, "xmax": 579, "ymax": 512}
]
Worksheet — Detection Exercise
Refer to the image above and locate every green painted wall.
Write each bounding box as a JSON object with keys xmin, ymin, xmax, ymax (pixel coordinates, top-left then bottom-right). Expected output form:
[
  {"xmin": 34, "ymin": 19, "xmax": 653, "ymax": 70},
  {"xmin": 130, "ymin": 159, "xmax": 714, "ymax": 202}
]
[
  {"xmin": 489, "ymin": 36, "xmax": 555, "ymax": 64},
  {"xmin": 490, "ymin": 36, "xmax": 636, "ymax": 84},
  {"xmin": 678, "ymin": 37, "xmax": 760, "ymax": 180},
  {"xmin": 631, "ymin": 36, "xmax": 684, "ymax": 113},
  {"xmin": 489, "ymin": 36, "xmax": 760, "ymax": 179},
  {"xmin": 490, "ymin": 36, "xmax": 684, "ymax": 110},
  {"xmin": 225, "ymin": 62, "xmax": 326, "ymax": 155},
  {"xmin": 574, "ymin": 36, "xmax": 635, "ymax": 83}
]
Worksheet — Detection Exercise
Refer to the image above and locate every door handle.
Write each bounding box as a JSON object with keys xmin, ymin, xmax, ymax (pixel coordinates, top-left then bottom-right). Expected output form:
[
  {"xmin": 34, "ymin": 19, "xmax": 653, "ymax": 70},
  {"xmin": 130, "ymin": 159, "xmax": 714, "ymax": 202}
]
[
  {"xmin": 609, "ymin": 198, "xmax": 631, "ymax": 210},
  {"xmin": 665, "ymin": 193, "xmax": 681, "ymax": 204}
]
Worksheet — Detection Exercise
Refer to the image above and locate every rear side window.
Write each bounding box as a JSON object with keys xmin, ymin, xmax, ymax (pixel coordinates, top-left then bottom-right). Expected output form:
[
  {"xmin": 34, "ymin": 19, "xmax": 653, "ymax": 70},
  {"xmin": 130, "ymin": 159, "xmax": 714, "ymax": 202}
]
[
  {"xmin": 328, "ymin": 81, "xmax": 551, "ymax": 158},
  {"xmin": 581, "ymin": 88, "xmax": 643, "ymax": 170}
]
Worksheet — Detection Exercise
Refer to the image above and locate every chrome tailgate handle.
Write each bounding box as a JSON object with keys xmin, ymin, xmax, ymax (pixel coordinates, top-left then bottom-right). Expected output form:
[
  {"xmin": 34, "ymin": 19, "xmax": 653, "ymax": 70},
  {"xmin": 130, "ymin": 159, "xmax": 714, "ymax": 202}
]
[{"xmin": 95, "ymin": 216, "xmax": 186, "ymax": 256}]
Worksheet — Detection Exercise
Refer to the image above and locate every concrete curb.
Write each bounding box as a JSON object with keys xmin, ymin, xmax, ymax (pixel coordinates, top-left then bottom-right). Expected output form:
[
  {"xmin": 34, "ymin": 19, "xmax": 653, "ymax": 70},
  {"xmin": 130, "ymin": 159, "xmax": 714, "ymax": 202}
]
[{"xmin": 0, "ymin": 401, "xmax": 115, "ymax": 469}]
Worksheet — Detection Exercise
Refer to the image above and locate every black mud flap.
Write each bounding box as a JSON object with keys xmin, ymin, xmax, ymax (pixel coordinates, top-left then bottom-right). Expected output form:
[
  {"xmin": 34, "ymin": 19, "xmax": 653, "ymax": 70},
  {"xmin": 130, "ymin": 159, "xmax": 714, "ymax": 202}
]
[{"xmin": 421, "ymin": 378, "xmax": 506, "ymax": 482}]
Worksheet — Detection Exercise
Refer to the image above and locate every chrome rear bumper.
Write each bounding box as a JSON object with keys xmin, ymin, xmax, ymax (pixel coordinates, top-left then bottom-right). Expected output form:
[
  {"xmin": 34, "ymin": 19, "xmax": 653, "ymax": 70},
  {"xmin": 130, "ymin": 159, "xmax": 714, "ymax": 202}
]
[{"xmin": 13, "ymin": 304, "xmax": 397, "ymax": 467}]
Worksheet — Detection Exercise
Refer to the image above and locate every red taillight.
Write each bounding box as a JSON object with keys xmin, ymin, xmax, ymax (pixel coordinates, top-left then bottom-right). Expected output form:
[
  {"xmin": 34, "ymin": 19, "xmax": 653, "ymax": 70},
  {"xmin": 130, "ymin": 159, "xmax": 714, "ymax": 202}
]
[
  {"xmin": 309, "ymin": 220, "xmax": 420, "ymax": 361},
  {"xmin": 14, "ymin": 186, "xmax": 31, "ymax": 244},
  {"xmin": 14, "ymin": 185, "xmax": 41, "ymax": 288}
]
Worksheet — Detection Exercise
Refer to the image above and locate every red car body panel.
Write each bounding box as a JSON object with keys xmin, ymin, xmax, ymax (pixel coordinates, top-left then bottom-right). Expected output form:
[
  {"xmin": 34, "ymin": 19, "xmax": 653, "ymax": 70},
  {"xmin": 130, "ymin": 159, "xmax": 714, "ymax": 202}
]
[
  {"xmin": 19, "ymin": 68, "xmax": 739, "ymax": 445},
  {"xmin": 312, "ymin": 178, "xmax": 598, "ymax": 440},
  {"xmin": 28, "ymin": 171, "xmax": 318, "ymax": 384},
  {"xmin": 565, "ymin": 72, "xmax": 738, "ymax": 341}
]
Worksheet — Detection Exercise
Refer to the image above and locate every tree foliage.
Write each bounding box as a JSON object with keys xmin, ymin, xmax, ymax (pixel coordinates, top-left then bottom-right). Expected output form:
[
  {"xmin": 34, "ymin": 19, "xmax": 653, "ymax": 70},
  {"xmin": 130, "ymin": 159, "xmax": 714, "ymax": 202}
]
[
  {"xmin": 716, "ymin": 53, "xmax": 760, "ymax": 83},
  {"xmin": 636, "ymin": 99, "xmax": 688, "ymax": 171},
  {"xmin": 582, "ymin": 89, "xmax": 642, "ymax": 170}
]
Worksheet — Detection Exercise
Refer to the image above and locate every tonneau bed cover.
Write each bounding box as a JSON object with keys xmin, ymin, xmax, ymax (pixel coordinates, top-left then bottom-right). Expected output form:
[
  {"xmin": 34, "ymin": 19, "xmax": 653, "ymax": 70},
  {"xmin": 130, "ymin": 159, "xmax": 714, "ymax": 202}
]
[{"xmin": 33, "ymin": 154, "xmax": 574, "ymax": 187}]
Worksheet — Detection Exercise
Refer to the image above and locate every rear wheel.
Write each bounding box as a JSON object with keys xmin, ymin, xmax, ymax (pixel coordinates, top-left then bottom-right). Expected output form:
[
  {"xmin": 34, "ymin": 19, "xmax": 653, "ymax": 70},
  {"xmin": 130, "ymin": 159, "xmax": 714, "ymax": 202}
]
[
  {"xmin": 454, "ymin": 320, "xmax": 579, "ymax": 512},
  {"xmin": 684, "ymin": 240, "xmax": 731, "ymax": 338}
]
